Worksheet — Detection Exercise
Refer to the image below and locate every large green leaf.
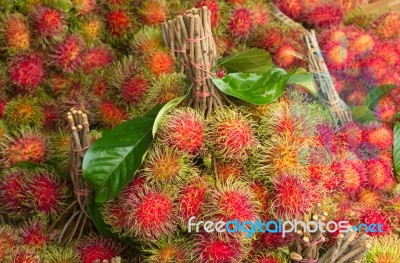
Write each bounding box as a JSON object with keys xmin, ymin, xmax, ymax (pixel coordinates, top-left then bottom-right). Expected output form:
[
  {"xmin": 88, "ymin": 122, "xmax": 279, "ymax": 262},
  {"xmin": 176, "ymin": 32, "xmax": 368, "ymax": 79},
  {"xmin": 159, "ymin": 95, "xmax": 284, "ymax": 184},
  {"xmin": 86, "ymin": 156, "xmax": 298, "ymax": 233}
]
[
  {"xmin": 211, "ymin": 67, "xmax": 314, "ymax": 105},
  {"xmin": 152, "ymin": 94, "xmax": 187, "ymax": 137},
  {"xmin": 363, "ymin": 84, "xmax": 396, "ymax": 108},
  {"xmin": 286, "ymin": 69, "xmax": 317, "ymax": 97},
  {"xmin": 83, "ymin": 104, "xmax": 163, "ymax": 203},
  {"xmin": 395, "ymin": 122, "xmax": 400, "ymax": 178},
  {"xmin": 351, "ymin": 106, "xmax": 376, "ymax": 123},
  {"xmin": 216, "ymin": 48, "xmax": 272, "ymax": 74}
]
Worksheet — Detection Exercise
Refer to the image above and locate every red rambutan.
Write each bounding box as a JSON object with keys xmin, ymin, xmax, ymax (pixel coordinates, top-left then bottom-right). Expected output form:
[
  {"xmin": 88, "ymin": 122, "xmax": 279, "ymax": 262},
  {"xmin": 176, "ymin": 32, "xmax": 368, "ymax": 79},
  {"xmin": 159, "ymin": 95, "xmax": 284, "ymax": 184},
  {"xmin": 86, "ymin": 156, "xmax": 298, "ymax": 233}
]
[
  {"xmin": 333, "ymin": 160, "xmax": 367, "ymax": 195},
  {"xmin": 8, "ymin": 53, "xmax": 46, "ymax": 91},
  {"xmin": 0, "ymin": 170, "xmax": 30, "ymax": 216},
  {"xmin": 159, "ymin": 108, "xmax": 204, "ymax": 155},
  {"xmin": 0, "ymin": 226, "xmax": 20, "ymax": 261},
  {"xmin": 216, "ymin": 161, "xmax": 245, "ymax": 182},
  {"xmin": 178, "ymin": 178, "xmax": 208, "ymax": 224},
  {"xmin": 344, "ymin": 88, "xmax": 369, "ymax": 106},
  {"xmin": 76, "ymin": 234, "xmax": 121, "ymax": 263},
  {"xmin": 1, "ymin": 13, "xmax": 31, "ymax": 52},
  {"xmin": 373, "ymin": 12, "xmax": 400, "ymax": 40},
  {"xmin": 52, "ymin": 34, "xmax": 85, "ymax": 73},
  {"xmin": 101, "ymin": 198, "xmax": 127, "ymax": 234},
  {"xmin": 364, "ymin": 159, "xmax": 394, "ymax": 191},
  {"xmin": 228, "ymin": 7, "xmax": 253, "ymax": 39},
  {"xmin": 271, "ymin": 173, "xmax": 315, "ymax": 219},
  {"xmin": 48, "ymin": 74, "xmax": 72, "ymax": 95},
  {"xmin": 31, "ymin": 5, "xmax": 66, "ymax": 39},
  {"xmin": 120, "ymin": 75, "xmax": 149, "ymax": 105},
  {"xmin": 20, "ymin": 219, "xmax": 49, "ymax": 248},
  {"xmin": 193, "ymin": 233, "xmax": 246, "ymax": 263},
  {"xmin": 26, "ymin": 171, "xmax": 67, "ymax": 215},
  {"xmin": 99, "ymin": 101, "xmax": 127, "ymax": 128},
  {"xmin": 41, "ymin": 101, "xmax": 60, "ymax": 128},
  {"xmin": 323, "ymin": 43, "xmax": 353, "ymax": 70},
  {"xmin": 361, "ymin": 56, "xmax": 391, "ymax": 86},
  {"xmin": 253, "ymin": 253, "xmax": 284, "ymax": 263},
  {"xmin": 273, "ymin": 43, "xmax": 301, "ymax": 69},
  {"xmin": 363, "ymin": 124, "xmax": 393, "ymax": 149},
  {"xmin": 196, "ymin": 0, "xmax": 220, "ymax": 28},
  {"xmin": 140, "ymin": 0, "xmax": 167, "ymax": 26},
  {"xmin": 148, "ymin": 51, "xmax": 174, "ymax": 76},
  {"xmin": 1, "ymin": 130, "xmax": 47, "ymax": 166},
  {"xmin": 206, "ymin": 107, "xmax": 256, "ymax": 162},
  {"xmin": 305, "ymin": 3, "xmax": 344, "ymax": 28},
  {"xmin": 81, "ymin": 46, "xmax": 114, "ymax": 73},
  {"xmin": 256, "ymin": 26, "xmax": 285, "ymax": 51},
  {"xmin": 375, "ymin": 42, "xmax": 400, "ymax": 68},
  {"xmin": 91, "ymin": 77, "xmax": 109, "ymax": 98},
  {"xmin": 72, "ymin": 0, "xmax": 97, "ymax": 15},
  {"xmin": 124, "ymin": 186, "xmax": 176, "ymax": 240},
  {"xmin": 374, "ymin": 97, "xmax": 398, "ymax": 121},
  {"xmin": 340, "ymin": 121, "xmax": 363, "ymax": 148},
  {"xmin": 250, "ymin": 3, "xmax": 269, "ymax": 27},
  {"xmin": 4, "ymin": 246, "xmax": 41, "ymax": 263},
  {"xmin": 260, "ymin": 231, "xmax": 294, "ymax": 249},
  {"xmin": 107, "ymin": 9, "xmax": 132, "ymax": 37},
  {"xmin": 359, "ymin": 208, "xmax": 393, "ymax": 236},
  {"xmin": 275, "ymin": 0, "xmax": 303, "ymax": 21}
]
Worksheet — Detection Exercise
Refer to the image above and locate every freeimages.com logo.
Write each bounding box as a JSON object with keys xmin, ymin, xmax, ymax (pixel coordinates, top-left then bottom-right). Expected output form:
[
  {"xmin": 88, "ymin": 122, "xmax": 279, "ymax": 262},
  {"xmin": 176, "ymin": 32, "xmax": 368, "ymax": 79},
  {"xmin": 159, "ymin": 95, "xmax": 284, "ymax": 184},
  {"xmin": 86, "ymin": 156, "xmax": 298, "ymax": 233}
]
[{"xmin": 187, "ymin": 217, "xmax": 383, "ymax": 238}]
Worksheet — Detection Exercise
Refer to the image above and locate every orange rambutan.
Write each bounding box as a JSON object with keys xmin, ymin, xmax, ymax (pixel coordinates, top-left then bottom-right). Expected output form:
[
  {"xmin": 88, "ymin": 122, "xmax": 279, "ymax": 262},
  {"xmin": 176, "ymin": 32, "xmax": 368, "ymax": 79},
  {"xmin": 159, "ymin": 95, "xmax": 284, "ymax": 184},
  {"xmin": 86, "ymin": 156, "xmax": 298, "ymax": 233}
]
[
  {"xmin": 99, "ymin": 101, "xmax": 127, "ymax": 128},
  {"xmin": 363, "ymin": 123, "xmax": 393, "ymax": 150},
  {"xmin": 250, "ymin": 181, "xmax": 270, "ymax": 213},
  {"xmin": 305, "ymin": 3, "xmax": 344, "ymax": 28},
  {"xmin": 76, "ymin": 234, "xmax": 122, "ymax": 263},
  {"xmin": 318, "ymin": 27, "xmax": 348, "ymax": 46},
  {"xmin": 140, "ymin": 0, "xmax": 167, "ymax": 26},
  {"xmin": 51, "ymin": 34, "xmax": 86, "ymax": 73},
  {"xmin": 148, "ymin": 50, "xmax": 174, "ymax": 76},
  {"xmin": 81, "ymin": 46, "xmax": 114, "ymax": 73},
  {"xmin": 323, "ymin": 43, "xmax": 353, "ymax": 70},
  {"xmin": 349, "ymin": 30, "xmax": 375, "ymax": 56},
  {"xmin": 275, "ymin": 0, "xmax": 303, "ymax": 21},
  {"xmin": 273, "ymin": 43, "xmax": 301, "ymax": 69},
  {"xmin": 178, "ymin": 177, "xmax": 208, "ymax": 224},
  {"xmin": 0, "ymin": 13, "xmax": 30, "ymax": 52},
  {"xmin": 206, "ymin": 107, "xmax": 256, "ymax": 162},
  {"xmin": 250, "ymin": 3, "xmax": 269, "ymax": 27},
  {"xmin": 271, "ymin": 173, "xmax": 315, "ymax": 219},
  {"xmin": 216, "ymin": 161, "xmax": 245, "ymax": 182},
  {"xmin": 106, "ymin": 9, "xmax": 133, "ymax": 37},
  {"xmin": 364, "ymin": 158, "xmax": 394, "ymax": 191},
  {"xmin": 71, "ymin": 0, "xmax": 97, "ymax": 15},
  {"xmin": 8, "ymin": 53, "xmax": 46, "ymax": 92},
  {"xmin": 159, "ymin": 108, "xmax": 204, "ymax": 155},
  {"xmin": 373, "ymin": 12, "xmax": 400, "ymax": 40},
  {"xmin": 196, "ymin": 0, "xmax": 220, "ymax": 28},
  {"xmin": 374, "ymin": 96, "xmax": 397, "ymax": 121},
  {"xmin": 229, "ymin": 7, "xmax": 253, "ymax": 39},
  {"xmin": 31, "ymin": 5, "xmax": 66, "ymax": 40},
  {"xmin": 48, "ymin": 73, "xmax": 72, "ymax": 95},
  {"xmin": 226, "ymin": 0, "xmax": 246, "ymax": 4},
  {"xmin": 1, "ymin": 130, "xmax": 47, "ymax": 167},
  {"xmin": 333, "ymin": 160, "xmax": 366, "ymax": 195},
  {"xmin": 131, "ymin": 27, "xmax": 163, "ymax": 55},
  {"xmin": 0, "ymin": 226, "xmax": 20, "ymax": 261},
  {"xmin": 147, "ymin": 236, "xmax": 188, "ymax": 262},
  {"xmin": 20, "ymin": 219, "xmax": 49, "ymax": 248},
  {"xmin": 358, "ymin": 188, "xmax": 382, "ymax": 207},
  {"xmin": 80, "ymin": 16, "xmax": 103, "ymax": 43}
]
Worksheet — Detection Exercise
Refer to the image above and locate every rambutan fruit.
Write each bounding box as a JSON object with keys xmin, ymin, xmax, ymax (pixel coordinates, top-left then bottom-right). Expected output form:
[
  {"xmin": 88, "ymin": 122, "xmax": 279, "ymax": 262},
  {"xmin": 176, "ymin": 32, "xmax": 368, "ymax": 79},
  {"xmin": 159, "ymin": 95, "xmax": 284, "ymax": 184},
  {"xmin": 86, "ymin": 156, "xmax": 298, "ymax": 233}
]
[
  {"xmin": 225, "ymin": 0, "xmax": 246, "ymax": 4},
  {"xmin": 91, "ymin": 77, "xmax": 109, "ymax": 98},
  {"xmin": 8, "ymin": 53, "xmax": 46, "ymax": 92},
  {"xmin": 0, "ymin": 170, "xmax": 30, "ymax": 216},
  {"xmin": 206, "ymin": 107, "xmax": 256, "ymax": 162},
  {"xmin": 375, "ymin": 41, "xmax": 400, "ymax": 68},
  {"xmin": 31, "ymin": 5, "xmax": 66, "ymax": 40},
  {"xmin": 361, "ymin": 55, "xmax": 390, "ymax": 86},
  {"xmin": 343, "ymin": 87, "xmax": 369, "ymax": 106},
  {"xmin": 354, "ymin": 142, "xmax": 381, "ymax": 161},
  {"xmin": 25, "ymin": 170, "xmax": 67, "ymax": 215},
  {"xmin": 99, "ymin": 101, "xmax": 127, "ymax": 128},
  {"xmin": 323, "ymin": 43, "xmax": 353, "ymax": 70},
  {"xmin": 374, "ymin": 96, "xmax": 397, "ymax": 121},
  {"xmin": 1, "ymin": 130, "xmax": 47, "ymax": 166},
  {"xmin": 0, "ymin": 226, "xmax": 20, "ymax": 261},
  {"xmin": 365, "ymin": 235, "xmax": 400, "ymax": 263},
  {"xmin": 216, "ymin": 161, "xmax": 245, "ymax": 182},
  {"xmin": 275, "ymin": 0, "xmax": 303, "ymax": 21},
  {"xmin": 373, "ymin": 12, "xmax": 400, "ymax": 40},
  {"xmin": 148, "ymin": 51, "xmax": 175, "ymax": 77},
  {"xmin": 20, "ymin": 219, "xmax": 49, "ymax": 248},
  {"xmin": 51, "ymin": 34, "xmax": 86, "ymax": 73},
  {"xmin": 318, "ymin": 27, "xmax": 348, "ymax": 47},
  {"xmin": 253, "ymin": 25, "xmax": 286, "ymax": 52},
  {"xmin": 305, "ymin": 3, "xmax": 344, "ymax": 28},
  {"xmin": 0, "ymin": 13, "xmax": 31, "ymax": 52},
  {"xmin": 349, "ymin": 30, "xmax": 375, "ymax": 56},
  {"xmin": 178, "ymin": 177, "xmax": 208, "ymax": 225},
  {"xmin": 250, "ymin": 181, "xmax": 270, "ymax": 214},
  {"xmin": 340, "ymin": 121, "xmax": 363, "ymax": 148},
  {"xmin": 48, "ymin": 73, "xmax": 72, "ymax": 95},
  {"xmin": 146, "ymin": 236, "xmax": 189, "ymax": 262},
  {"xmin": 159, "ymin": 107, "xmax": 204, "ymax": 155},
  {"xmin": 333, "ymin": 160, "xmax": 366, "ymax": 195},
  {"xmin": 131, "ymin": 27, "xmax": 163, "ymax": 55},
  {"xmin": 363, "ymin": 123, "xmax": 393, "ymax": 150},
  {"xmin": 358, "ymin": 188, "xmax": 382, "ymax": 207},
  {"xmin": 252, "ymin": 252, "xmax": 287, "ymax": 263},
  {"xmin": 271, "ymin": 173, "xmax": 314, "ymax": 219},
  {"xmin": 364, "ymin": 158, "xmax": 394, "ymax": 191},
  {"xmin": 259, "ymin": 227, "xmax": 295, "ymax": 249},
  {"xmin": 250, "ymin": 3, "xmax": 269, "ymax": 27},
  {"xmin": 142, "ymin": 73, "xmax": 187, "ymax": 108},
  {"xmin": 101, "ymin": 199, "xmax": 127, "ymax": 235},
  {"xmin": 273, "ymin": 43, "xmax": 301, "ymax": 69},
  {"xmin": 206, "ymin": 180, "xmax": 260, "ymax": 225},
  {"xmin": 196, "ymin": 0, "xmax": 220, "ymax": 28},
  {"xmin": 192, "ymin": 233, "xmax": 247, "ymax": 263},
  {"xmin": 76, "ymin": 234, "xmax": 122, "ymax": 263},
  {"xmin": 79, "ymin": 16, "xmax": 103, "ymax": 43},
  {"xmin": 142, "ymin": 145, "xmax": 195, "ymax": 186},
  {"xmin": 139, "ymin": 0, "xmax": 167, "ymax": 26},
  {"xmin": 81, "ymin": 46, "xmax": 114, "ymax": 73},
  {"xmin": 3, "ymin": 246, "xmax": 41, "ymax": 263},
  {"xmin": 124, "ymin": 186, "xmax": 176, "ymax": 240},
  {"xmin": 71, "ymin": 0, "xmax": 97, "ymax": 15},
  {"xmin": 228, "ymin": 7, "xmax": 253, "ymax": 39},
  {"xmin": 42, "ymin": 245, "xmax": 80, "ymax": 263},
  {"xmin": 41, "ymin": 99, "xmax": 60, "ymax": 128},
  {"xmin": 49, "ymin": 130, "xmax": 71, "ymax": 170},
  {"xmin": 120, "ymin": 75, "xmax": 149, "ymax": 105},
  {"xmin": 106, "ymin": 9, "xmax": 133, "ymax": 37},
  {"xmin": 359, "ymin": 208, "xmax": 393, "ymax": 236}
]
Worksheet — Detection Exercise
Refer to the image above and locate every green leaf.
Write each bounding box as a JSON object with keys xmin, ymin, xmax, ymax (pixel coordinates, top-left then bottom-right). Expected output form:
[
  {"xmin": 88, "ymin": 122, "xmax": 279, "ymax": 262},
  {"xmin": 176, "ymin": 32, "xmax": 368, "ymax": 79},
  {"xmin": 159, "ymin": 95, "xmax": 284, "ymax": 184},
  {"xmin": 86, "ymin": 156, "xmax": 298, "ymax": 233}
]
[
  {"xmin": 394, "ymin": 122, "xmax": 400, "ymax": 178},
  {"xmin": 216, "ymin": 48, "xmax": 272, "ymax": 74},
  {"xmin": 152, "ymin": 95, "xmax": 187, "ymax": 137},
  {"xmin": 393, "ymin": 112, "xmax": 400, "ymax": 120},
  {"xmin": 286, "ymin": 69, "xmax": 317, "ymax": 97},
  {"xmin": 351, "ymin": 106, "xmax": 376, "ymax": 123},
  {"xmin": 363, "ymin": 84, "xmax": 396, "ymax": 108},
  {"xmin": 83, "ymin": 104, "xmax": 163, "ymax": 203},
  {"xmin": 211, "ymin": 67, "xmax": 315, "ymax": 105}
]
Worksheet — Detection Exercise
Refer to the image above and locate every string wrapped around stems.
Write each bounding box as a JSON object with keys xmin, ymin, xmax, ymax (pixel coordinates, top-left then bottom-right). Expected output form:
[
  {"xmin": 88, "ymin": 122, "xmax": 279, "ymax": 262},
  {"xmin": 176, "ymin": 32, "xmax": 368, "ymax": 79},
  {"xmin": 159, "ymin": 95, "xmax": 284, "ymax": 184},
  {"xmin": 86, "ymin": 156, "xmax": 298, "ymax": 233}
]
[{"xmin": 161, "ymin": 7, "xmax": 226, "ymax": 117}]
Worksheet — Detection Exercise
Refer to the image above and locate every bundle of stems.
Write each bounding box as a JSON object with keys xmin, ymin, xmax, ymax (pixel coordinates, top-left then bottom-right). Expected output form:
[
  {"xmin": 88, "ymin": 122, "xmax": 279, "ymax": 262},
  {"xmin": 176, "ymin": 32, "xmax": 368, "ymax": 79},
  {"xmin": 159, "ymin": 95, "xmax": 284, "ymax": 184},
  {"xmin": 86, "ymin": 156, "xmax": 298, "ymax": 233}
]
[
  {"xmin": 56, "ymin": 108, "xmax": 93, "ymax": 242},
  {"xmin": 161, "ymin": 6, "xmax": 225, "ymax": 117}
]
